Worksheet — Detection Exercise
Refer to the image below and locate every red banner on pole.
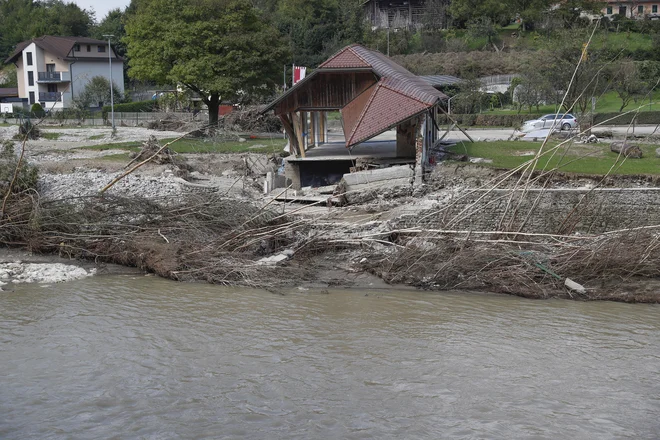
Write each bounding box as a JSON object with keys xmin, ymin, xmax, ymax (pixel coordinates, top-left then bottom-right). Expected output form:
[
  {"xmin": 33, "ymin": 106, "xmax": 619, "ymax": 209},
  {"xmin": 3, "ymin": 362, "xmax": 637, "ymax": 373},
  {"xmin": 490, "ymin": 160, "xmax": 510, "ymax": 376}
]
[{"xmin": 293, "ymin": 66, "xmax": 306, "ymax": 85}]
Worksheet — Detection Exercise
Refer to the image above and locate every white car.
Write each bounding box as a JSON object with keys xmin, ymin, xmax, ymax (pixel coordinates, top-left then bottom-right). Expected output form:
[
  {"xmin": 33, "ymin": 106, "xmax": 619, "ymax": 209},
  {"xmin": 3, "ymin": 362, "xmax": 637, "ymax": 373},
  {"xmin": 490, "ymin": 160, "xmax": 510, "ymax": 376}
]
[{"xmin": 521, "ymin": 113, "xmax": 578, "ymax": 132}]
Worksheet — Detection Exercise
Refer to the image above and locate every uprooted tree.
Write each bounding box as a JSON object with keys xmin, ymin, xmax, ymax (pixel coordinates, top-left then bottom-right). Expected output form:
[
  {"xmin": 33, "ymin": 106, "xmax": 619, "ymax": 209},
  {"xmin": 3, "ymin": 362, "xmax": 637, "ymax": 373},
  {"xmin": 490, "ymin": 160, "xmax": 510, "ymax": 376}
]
[{"xmin": 124, "ymin": 0, "xmax": 289, "ymax": 126}]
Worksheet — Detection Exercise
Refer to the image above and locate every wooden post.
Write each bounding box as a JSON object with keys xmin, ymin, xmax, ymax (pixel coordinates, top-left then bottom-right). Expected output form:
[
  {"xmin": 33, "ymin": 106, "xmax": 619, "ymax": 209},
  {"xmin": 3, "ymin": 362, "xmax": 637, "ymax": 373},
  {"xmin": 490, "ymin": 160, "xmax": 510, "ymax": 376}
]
[
  {"xmin": 323, "ymin": 112, "xmax": 328, "ymax": 143},
  {"xmin": 309, "ymin": 112, "xmax": 316, "ymax": 148},
  {"xmin": 279, "ymin": 113, "xmax": 299, "ymax": 156},
  {"xmin": 292, "ymin": 112, "xmax": 306, "ymax": 158},
  {"xmin": 319, "ymin": 111, "xmax": 326, "ymax": 143}
]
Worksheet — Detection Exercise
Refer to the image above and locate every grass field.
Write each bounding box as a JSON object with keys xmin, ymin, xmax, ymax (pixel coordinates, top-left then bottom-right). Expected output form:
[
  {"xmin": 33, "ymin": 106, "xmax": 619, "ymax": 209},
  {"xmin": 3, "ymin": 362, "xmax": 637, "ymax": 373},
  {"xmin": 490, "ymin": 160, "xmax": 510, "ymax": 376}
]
[
  {"xmin": 79, "ymin": 136, "xmax": 287, "ymax": 155},
  {"xmin": 448, "ymin": 140, "xmax": 660, "ymax": 175}
]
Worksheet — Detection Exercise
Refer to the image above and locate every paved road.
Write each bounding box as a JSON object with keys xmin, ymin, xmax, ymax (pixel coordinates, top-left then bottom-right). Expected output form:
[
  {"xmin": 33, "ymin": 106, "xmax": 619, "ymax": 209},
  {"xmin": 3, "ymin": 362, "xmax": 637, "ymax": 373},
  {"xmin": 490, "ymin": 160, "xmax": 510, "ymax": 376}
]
[{"xmin": 444, "ymin": 125, "xmax": 660, "ymax": 142}]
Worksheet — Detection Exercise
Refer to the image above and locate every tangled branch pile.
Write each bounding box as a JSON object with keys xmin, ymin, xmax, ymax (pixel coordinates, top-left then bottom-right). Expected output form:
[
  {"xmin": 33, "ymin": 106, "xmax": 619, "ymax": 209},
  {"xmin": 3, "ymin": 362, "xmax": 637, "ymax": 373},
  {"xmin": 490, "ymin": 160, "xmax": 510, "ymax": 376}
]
[
  {"xmin": 1, "ymin": 193, "xmax": 323, "ymax": 289},
  {"xmin": 218, "ymin": 106, "xmax": 282, "ymax": 133},
  {"xmin": 359, "ymin": 228, "xmax": 660, "ymax": 302}
]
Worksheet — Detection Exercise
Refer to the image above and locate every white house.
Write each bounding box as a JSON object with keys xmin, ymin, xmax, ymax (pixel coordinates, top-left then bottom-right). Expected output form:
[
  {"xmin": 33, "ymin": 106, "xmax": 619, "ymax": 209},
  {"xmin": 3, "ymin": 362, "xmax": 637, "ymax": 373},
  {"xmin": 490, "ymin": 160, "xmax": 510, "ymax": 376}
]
[{"xmin": 4, "ymin": 35, "xmax": 124, "ymax": 110}]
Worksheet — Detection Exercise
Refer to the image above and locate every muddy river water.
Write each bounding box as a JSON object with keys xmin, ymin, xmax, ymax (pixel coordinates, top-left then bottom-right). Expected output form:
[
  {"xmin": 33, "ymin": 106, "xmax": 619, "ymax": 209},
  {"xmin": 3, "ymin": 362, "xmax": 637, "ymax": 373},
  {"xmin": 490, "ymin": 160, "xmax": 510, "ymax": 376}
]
[{"xmin": 1, "ymin": 275, "xmax": 659, "ymax": 439}]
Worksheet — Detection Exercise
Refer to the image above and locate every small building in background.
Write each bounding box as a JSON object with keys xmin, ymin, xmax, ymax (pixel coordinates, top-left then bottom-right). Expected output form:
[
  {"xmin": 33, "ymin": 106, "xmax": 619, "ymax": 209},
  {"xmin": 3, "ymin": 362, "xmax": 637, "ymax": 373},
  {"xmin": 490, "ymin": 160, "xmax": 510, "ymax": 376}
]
[
  {"xmin": 602, "ymin": 0, "xmax": 660, "ymax": 18},
  {"xmin": 4, "ymin": 36, "xmax": 125, "ymax": 110}
]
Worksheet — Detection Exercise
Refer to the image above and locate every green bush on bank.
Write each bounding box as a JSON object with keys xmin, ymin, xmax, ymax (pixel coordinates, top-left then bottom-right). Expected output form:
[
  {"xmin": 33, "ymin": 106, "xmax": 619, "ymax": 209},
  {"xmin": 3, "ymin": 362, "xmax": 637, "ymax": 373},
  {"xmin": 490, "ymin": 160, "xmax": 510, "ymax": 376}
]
[{"xmin": 102, "ymin": 100, "xmax": 155, "ymax": 119}]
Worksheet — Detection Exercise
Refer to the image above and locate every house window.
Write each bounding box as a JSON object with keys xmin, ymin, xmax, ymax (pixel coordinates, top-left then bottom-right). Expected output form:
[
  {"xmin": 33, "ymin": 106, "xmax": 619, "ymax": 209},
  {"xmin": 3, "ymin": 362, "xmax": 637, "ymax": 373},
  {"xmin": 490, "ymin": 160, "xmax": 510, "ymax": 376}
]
[
  {"xmin": 47, "ymin": 84, "xmax": 58, "ymax": 93},
  {"xmin": 87, "ymin": 45, "xmax": 91, "ymax": 52},
  {"xmin": 619, "ymin": 5, "xmax": 627, "ymax": 15},
  {"xmin": 29, "ymin": 91, "xmax": 35, "ymax": 105},
  {"xmin": 28, "ymin": 71, "xmax": 34, "ymax": 86},
  {"xmin": 74, "ymin": 44, "xmax": 80, "ymax": 51},
  {"xmin": 638, "ymin": 5, "xmax": 644, "ymax": 14},
  {"xmin": 653, "ymin": 5, "xmax": 658, "ymax": 12},
  {"xmin": 607, "ymin": 6, "xmax": 612, "ymax": 14},
  {"xmin": 26, "ymin": 52, "xmax": 33, "ymax": 66},
  {"xmin": 98, "ymin": 45, "xmax": 106, "ymax": 53}
]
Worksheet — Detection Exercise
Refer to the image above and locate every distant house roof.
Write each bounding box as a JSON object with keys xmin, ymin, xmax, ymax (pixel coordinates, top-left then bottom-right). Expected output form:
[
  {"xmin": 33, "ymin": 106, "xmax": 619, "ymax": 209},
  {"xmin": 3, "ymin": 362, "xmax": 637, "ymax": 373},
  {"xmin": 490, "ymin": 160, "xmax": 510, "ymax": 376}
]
[
  {"xmin": 419, "ymin": 75, "xmax": 462, "ymax": 88},
  {"xmin": 264, "ymin": 44, "xmax": 447, "ymax": 147},
  {"xmin": 0, "ymin": 87, "xmax": 18, "ymax": 98},
  {"xmin": 5, "ymin": 36, "xmax": 121, "ymax": 64}
]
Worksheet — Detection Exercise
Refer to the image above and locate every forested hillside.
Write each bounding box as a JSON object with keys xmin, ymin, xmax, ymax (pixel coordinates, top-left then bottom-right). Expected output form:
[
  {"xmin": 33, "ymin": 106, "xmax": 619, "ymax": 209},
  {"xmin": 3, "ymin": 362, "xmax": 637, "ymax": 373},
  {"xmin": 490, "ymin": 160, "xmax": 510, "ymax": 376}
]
[{"xmin": 2, "ymin": 0, "xmax": 659, "ymax": 114}]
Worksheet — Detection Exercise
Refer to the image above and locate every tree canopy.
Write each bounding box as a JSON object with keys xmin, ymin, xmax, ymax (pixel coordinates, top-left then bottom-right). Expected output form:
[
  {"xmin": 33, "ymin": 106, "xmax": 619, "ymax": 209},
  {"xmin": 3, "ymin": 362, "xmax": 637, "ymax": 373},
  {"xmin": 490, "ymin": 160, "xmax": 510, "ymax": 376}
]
[
  {"xmin": 124, "ymin": 0, "xmax": 289, "ymax": 124},
  {"xmin": 0, "ymin": 0, "xmax": 95, "ymax": 60}
]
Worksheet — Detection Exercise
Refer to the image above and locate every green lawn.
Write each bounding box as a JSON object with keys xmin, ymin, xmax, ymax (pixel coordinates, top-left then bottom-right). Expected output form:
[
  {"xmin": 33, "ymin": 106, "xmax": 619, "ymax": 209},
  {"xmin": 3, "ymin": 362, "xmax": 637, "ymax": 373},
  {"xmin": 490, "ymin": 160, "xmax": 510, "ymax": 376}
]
[
  {"xmin": 448, "ymin": 140, "xmax": 660, "ymax": 175},
  {"xmin": 40, "ymin": 131, "xmax": 61, "ymax": 140},
  {"xmin": 79, "ymin": 136, "xmax": 287, "ymax": 155}
]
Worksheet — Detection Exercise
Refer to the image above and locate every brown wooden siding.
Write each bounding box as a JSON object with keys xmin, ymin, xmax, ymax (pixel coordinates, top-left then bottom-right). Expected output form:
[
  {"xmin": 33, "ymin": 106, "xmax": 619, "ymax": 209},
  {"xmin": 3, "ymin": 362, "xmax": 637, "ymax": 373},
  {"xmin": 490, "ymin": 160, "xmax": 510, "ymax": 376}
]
[{"xmin": 274, "ymin": 72, "xmax": 377, "ymax": 115}]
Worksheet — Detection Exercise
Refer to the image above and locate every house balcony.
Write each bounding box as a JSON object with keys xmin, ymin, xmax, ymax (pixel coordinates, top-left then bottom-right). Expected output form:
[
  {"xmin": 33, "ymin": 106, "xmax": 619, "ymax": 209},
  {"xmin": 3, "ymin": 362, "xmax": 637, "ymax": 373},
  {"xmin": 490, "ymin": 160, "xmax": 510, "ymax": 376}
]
[
  {"xmin": 39, "ymin": 92, "xmax": 62, "ymax": 102},
  {"xmin": 37, "ymin": 71, "xmax": 71, "ymax": 83}
]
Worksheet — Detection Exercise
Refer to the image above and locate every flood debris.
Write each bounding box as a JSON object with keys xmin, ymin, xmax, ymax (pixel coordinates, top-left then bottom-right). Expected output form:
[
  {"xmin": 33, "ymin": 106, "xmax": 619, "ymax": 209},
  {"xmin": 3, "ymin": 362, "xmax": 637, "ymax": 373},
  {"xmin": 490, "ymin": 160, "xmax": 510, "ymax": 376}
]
[
  {"xmin": 564, "ymin": 278, "xmax": 586, "ymax": 295},
  {"xmin": 610, "ymin": 142, "xmax": 643, "ymax": 158}
]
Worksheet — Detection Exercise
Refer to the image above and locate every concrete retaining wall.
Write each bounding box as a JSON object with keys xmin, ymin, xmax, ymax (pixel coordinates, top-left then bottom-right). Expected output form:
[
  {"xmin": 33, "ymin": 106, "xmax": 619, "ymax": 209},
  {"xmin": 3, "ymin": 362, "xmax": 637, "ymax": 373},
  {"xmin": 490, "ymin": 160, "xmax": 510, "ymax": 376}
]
[{"xmin": 398, "ymin": 187, "xmax": 660, "ymax": 234}]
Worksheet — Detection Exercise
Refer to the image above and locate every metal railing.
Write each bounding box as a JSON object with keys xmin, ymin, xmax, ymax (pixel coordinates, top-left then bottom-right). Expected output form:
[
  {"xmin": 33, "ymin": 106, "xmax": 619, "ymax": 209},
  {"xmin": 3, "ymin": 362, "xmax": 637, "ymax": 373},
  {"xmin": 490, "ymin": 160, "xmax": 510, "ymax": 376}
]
[
  {"xmin": 39, "ymin": 92, "xmax": 61, "ymax": 102},
  {"xmin": 38, "ymin": 71, "xmax": 61, "ymax": 81}
]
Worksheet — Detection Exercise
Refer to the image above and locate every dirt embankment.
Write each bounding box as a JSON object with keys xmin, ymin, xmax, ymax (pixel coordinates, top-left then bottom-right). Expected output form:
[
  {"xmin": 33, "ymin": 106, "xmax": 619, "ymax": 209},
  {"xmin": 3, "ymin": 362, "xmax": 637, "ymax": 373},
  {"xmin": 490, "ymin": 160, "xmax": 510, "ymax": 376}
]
[{"xmin": 1, "ymin": 126, "xmax": 659, "ymax": 302}]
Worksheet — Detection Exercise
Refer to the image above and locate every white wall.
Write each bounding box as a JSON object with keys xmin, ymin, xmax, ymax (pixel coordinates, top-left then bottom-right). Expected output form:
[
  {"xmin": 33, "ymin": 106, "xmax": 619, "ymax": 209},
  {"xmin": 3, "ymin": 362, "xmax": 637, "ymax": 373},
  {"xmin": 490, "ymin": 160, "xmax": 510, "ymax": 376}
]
[
  {"xmin": 70, "ymin": 61, "xmax": 125, "ymax": 106},
  {"xmin": 22, "ymin": 43, "xmax": 40, "ymax": 105}
]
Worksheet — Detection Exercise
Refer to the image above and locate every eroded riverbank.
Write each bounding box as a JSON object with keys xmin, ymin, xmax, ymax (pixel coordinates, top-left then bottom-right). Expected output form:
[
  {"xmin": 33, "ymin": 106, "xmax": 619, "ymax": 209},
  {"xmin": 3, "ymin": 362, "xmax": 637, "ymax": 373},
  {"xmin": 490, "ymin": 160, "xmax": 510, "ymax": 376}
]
[{"xmin": 1, "ymin": 126, "xmax": 659, "ymax": 302}]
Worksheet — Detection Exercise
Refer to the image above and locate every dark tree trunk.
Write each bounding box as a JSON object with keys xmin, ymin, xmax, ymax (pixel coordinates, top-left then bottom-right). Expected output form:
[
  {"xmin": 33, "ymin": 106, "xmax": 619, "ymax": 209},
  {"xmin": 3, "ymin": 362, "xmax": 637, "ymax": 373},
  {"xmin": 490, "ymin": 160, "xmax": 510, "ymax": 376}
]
[{"xmin": 207, "ymin": 92, "xmax": 220, "ymax": 126}]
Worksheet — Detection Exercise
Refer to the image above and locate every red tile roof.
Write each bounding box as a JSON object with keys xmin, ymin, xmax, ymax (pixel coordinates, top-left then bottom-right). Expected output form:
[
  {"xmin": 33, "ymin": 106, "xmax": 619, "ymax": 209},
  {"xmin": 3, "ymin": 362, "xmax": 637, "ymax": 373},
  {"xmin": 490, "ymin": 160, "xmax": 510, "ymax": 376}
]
[{"xmin": 265, "ymin": 44, "xmax": 447, "ymax": 147}]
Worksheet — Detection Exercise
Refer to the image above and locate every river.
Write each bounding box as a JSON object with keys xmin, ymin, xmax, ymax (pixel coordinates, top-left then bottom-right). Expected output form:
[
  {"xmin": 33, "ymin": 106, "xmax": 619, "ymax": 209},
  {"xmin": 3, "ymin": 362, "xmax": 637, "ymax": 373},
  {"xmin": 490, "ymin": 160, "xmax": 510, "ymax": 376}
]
[{"xmin": 1, "ymin": 275, "xmax": 659, "ymax": 439}]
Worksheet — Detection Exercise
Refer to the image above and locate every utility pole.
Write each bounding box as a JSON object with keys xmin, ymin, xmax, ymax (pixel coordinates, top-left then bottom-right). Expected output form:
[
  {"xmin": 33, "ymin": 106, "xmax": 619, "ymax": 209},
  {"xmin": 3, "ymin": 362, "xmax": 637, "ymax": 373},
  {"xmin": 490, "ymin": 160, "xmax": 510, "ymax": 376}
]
[{"xmin": 103, "ymin": 34, "xmax": 115, "ymax": 131}]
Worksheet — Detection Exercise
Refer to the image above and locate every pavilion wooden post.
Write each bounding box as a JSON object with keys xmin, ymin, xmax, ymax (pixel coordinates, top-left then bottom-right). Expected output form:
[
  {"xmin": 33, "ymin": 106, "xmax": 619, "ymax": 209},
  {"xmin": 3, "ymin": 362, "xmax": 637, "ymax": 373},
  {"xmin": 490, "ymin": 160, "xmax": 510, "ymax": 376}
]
[
  {"xmin": 291, "ymin": 112, "xmax": 306, "ymax": 158},
  {"xmin": 279, "ymin": 113, "xmax": 300, "ymax": 157},
  {"xmin": 309, "ymin": 112, "xmax": 316, "ymax": 148},
  {"xmin": 318, "ymin": 111, "xmax": 326, "ymax": 143}
]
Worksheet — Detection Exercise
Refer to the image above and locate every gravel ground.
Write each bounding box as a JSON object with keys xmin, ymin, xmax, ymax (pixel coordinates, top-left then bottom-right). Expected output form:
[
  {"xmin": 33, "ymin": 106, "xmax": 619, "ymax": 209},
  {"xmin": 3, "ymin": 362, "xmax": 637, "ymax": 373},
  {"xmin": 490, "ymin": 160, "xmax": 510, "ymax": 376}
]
[{"xmin": 0, "ymin": 125, "xmax": 183, "ymax": 150}]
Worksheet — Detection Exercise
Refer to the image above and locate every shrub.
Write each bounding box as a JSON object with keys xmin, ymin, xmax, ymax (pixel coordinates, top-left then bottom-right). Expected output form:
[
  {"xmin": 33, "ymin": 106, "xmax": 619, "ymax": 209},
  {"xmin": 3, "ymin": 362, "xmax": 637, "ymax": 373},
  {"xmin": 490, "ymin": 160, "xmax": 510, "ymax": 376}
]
[
  {"xmin": 15, "ymin": 118, "xmax": 40, "ymax": 139},
  {"xmin": 0, "ymin": 141, "xmax": 38, "ymax": 197},
  {"xmin": 30, "ymin": 103, "xmax": 45, "ymax": 118},
  {"xmin": 593, "ymin": 111, "xmax": 660, "ymax": 125}
]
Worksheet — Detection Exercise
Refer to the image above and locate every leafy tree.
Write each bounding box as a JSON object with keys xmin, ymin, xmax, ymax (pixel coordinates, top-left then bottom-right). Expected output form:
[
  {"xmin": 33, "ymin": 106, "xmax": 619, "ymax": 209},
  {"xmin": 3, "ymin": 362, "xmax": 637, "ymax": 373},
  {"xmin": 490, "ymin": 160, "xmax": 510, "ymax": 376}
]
[
  {"xmin": 29, "ymin": 0, "xmax": 95, "ymax": 37},
  {"xmin": 0, "ymin": 0, "xmax": 95, "ymax": 60},
  {"xmin": 449, "ymin": 0, "xmax": 509, "ymax": 28},
  {"xmin": 275, "ymin": 0, "xmax": 341, "ymax": 66},
  {"xmin": 0, "ymin": 65, "xmax": 17, "ymax": 87},
  {"xmin": 92, "ymin": 8, "xmax": 127, "ymax": 58},
  {"xmin": 550, "ymin": 0, "xmax": 602, "ymax": 29},
  {"xmin": 517, "ymin": 71, "xmax": 553, "ymax": 112},
  {"xmin": 76, "ymin": 76, "xmax": 123, "ymax": 108},
  {"xmin": 467, "ymin": 17, "xmax": 500, "ymax": 49},
  {"xmin": 124, "ymin": 0, "xmax": 289, "ymax": 125},
  {"xmin": 608, "ymin": 61, "xmax": 648, "ymax": 111},
  {"xmin": 543, "ymin": 34, "xmax": 613, "ymax": 128}
]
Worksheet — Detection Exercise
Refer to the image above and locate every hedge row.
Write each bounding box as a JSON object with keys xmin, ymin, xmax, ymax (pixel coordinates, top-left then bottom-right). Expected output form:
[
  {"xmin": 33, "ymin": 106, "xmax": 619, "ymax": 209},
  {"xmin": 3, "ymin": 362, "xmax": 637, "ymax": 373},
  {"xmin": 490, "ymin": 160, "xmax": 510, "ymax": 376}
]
[
  {"xmin": 102, "ymin": 100, "xmax": 155, "ymax": 118},
  {"xmin": 437, "ymin": 113, "xmax": 544, "ymax": 127},
  {"xmin": 592, "ymin": 111, "xmax": 660, "ymax": 126},
  {"xmin": 438, "ymin": 111, "xmax": 660, "ymax": 127}
]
